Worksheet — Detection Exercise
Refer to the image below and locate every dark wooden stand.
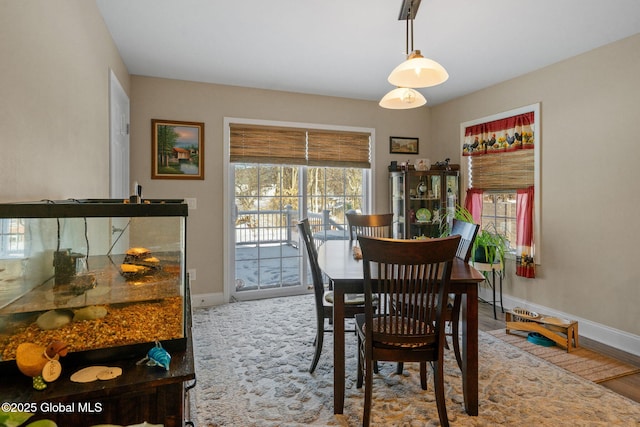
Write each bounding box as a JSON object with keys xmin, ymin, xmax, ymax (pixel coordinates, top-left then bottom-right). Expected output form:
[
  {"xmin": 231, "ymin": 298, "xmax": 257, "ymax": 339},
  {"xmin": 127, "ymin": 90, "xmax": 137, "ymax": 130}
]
[{"xmin": 0, "ymin": 310, "xmax": 195, "ymax": 426}]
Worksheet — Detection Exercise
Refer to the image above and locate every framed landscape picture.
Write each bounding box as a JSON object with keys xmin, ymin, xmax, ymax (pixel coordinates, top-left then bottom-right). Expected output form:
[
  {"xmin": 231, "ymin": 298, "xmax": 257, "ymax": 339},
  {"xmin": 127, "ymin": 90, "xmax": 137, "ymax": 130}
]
[
  {"xmin": 390, "ymin": 136, "xmax": 419, "ymax": 154},
  {"xmin": 152, "ymin": 119, "xmax": 204, "ymax": 180}
]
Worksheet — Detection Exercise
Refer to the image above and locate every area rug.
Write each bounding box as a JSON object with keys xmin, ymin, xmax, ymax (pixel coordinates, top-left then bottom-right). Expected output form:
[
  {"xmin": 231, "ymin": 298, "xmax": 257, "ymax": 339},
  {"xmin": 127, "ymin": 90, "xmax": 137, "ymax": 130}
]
[
  {"xmin": 487, "ymin": 329, "xmax": 640, "ymax": 384},
  {"xmin": 190, "ymin": 294, "xmax": 640, "ymax": 426}
]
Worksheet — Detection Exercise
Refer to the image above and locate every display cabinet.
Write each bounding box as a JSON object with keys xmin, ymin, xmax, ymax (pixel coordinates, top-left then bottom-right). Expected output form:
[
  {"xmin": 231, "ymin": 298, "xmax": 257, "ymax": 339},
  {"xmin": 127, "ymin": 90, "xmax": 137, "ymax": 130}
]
[
  {"xmin": 0, "ymin": 199, "xmax": 188, "ymax": 369},
  {"xmin": 389, "ymin": 167, "xmax": 460, "ymax": 239}
]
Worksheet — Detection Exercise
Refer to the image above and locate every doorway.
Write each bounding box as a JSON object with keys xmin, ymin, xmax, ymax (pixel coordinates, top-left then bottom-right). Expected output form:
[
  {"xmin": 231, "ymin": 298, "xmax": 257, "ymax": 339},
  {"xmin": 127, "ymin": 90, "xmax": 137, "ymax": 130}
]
[
  {"xmin": 109, "ymin": 69, "xmax": 130, "ymax": 199},
  {"xmin": 108, "ymin": 70, "xmax": 130, "ymax": 254},
  {"xmin": 224, "ymin": 119, "xmax": 374, "ymax": 302}
]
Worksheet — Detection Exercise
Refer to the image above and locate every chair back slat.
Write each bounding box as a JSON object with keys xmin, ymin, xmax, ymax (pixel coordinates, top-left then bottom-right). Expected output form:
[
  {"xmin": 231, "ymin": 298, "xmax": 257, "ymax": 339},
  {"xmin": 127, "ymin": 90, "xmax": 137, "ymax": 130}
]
[
  {"xmin": 298, "ymin": 219, "xmax": 325, "ymax": 311},
  {"xmin": 358, "ymin": 235, "xmax": 460, "ymax": 347},
  {"xmin": 346, "ymin": 213, "xmax": 394, "ymax": 242},
  {"xmin": 450, "ymin": 219, "xmax": 480, "ymax": 262}
]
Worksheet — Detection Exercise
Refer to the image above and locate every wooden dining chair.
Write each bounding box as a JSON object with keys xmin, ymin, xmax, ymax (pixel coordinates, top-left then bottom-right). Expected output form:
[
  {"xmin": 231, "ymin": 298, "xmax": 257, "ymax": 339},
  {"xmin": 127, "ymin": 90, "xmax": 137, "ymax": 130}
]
[
  {"xmin": 447, "ymin": 219, "xmax": 480, "ymax": 368},
  {"xmin": 346, "ymin": 213, "xmax": 394, "ymax": 243},
  {"xmin": 451, "ymin": 219, "xmax": 480, "ymax": 263},
  {"xmin": 395, "ymin": 218, "xmax": 480, "ymax": 374},
  {"xmin": 355, "ymin": 235, "xmax": 460, "ymax": 427},
  {"xmin": 396, "ymin": 217, "xmax": 480, "ymax": 374},
  {"xmin": 298, "ymin": 218, "xmax": 369, "ymax": 373}
]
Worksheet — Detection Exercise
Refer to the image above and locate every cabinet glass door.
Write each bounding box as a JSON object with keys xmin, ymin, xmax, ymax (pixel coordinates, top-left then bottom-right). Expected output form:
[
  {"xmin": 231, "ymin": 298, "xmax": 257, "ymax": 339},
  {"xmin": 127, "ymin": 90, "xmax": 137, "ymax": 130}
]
[
  {"xmin": 389, "ymin": 169, "xmax": 460, "ymax": 240},
  {"xmin": 389, "ymin": 172, "xmax": 405, "ymax": 238},
  {"xmin": 408, "ymin": 172, "xmax": 441, "ymax": 238},
  {"xmin": 445, "ymin": 173, "xmax": 459, "ymax": 227},
  {"xmin": 430, "ymin": 174, "xmax": 441, "ymax": 200}
]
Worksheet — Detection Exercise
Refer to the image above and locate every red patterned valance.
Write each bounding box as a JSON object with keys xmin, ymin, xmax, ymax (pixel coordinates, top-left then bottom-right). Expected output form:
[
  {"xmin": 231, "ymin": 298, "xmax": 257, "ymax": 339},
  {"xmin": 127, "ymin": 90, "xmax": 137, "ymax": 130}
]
[{"xmin": 463, "ymin": 111, "xmax": 535, "ymax": 156}]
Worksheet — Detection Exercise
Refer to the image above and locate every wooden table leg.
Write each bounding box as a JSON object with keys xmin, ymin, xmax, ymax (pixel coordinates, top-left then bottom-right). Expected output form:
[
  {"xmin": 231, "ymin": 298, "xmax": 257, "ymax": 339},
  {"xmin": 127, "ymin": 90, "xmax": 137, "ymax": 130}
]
[
  {"xmin": 333, "ymin": 287, "xmax": 346, "ymax": 414},
  {"xmin": 499, "ymin": 271, "xmax": 504, "ymax": 313},
  {"xmin": 492, "ymin": 269, "xmax": 497, "ymax": 319},
  {"xmin": 461, "ymin": 285, "xmax": 479, "ymax": 416}
]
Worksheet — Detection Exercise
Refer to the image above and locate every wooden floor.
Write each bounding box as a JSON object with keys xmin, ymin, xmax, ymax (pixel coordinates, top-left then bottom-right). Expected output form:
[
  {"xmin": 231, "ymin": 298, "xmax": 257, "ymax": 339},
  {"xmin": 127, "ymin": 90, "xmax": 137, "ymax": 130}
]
[{"xmin": 477, "ymin": 299, "xmax": 640, "ymax": 404}]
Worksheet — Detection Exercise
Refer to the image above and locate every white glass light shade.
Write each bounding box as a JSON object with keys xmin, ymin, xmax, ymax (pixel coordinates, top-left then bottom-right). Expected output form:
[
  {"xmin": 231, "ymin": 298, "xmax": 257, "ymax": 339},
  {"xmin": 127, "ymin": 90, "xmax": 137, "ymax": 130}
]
[
  {"xmin": 379, "ymin": 87, "xmax": 427, "ymax": 109},
  {"xmin": 388, "ymin": 50, "xmax": 449, "ymax": 88}
]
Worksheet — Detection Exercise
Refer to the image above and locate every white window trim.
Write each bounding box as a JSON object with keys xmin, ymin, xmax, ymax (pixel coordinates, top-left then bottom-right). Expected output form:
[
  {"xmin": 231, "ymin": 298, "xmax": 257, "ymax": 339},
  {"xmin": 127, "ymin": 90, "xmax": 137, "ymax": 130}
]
[
  {"xmin": 223, "ymin": 117, "xmax": 376, "ymax": 303},
  {"xmin": 459, "ymin": 103, "xmax": 541, "ymax": 264}
]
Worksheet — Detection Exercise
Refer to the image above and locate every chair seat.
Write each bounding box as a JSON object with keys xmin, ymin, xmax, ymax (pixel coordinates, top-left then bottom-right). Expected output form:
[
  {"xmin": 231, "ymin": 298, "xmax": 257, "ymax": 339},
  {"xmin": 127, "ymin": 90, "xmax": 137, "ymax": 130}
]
[
  {"xmin": 325, "ymin": 291, "xmax": 377, "ymax": 305},
  {"xmin": 355, "ymin": 314, "xmax": 436, "ymax": 349}
]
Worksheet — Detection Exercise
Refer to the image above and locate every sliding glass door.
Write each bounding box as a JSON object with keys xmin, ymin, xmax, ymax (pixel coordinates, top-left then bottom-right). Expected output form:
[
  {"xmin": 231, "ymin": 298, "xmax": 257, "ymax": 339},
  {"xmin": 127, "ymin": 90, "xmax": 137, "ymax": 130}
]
[
  {"xmin": 233, "ymin": 164, "xmax": 303, "ymax": 296},
  {"xmin": 231, "ymin": 164, "xmax": 368, "ymax": 301}
]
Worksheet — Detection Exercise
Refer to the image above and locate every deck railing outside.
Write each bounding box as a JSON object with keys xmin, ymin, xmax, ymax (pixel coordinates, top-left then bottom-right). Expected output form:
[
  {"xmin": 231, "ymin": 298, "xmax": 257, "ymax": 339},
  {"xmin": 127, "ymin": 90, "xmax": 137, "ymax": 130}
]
[{"xmin": 235, "ymin": 205, "xmax": 347, "ymax": 246}]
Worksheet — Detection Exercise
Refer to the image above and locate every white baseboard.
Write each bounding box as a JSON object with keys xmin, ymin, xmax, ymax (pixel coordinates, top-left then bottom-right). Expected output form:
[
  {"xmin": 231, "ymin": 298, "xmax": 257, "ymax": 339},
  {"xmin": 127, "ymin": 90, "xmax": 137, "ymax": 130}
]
[
  {"xmin": 191, "ymin": 292, "xmax": 226, "ymax": 308},
  {"xmin": 478, "ymin": 287, "xmax": 640, "ymax": 357}
]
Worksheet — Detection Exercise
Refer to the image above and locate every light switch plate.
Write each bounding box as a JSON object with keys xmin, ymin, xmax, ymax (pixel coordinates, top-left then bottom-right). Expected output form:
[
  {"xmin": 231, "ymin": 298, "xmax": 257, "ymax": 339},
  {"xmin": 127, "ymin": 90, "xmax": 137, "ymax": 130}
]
[{"xmin": 184, "ymin": 198, "xmax": 197, "ymax": 210}]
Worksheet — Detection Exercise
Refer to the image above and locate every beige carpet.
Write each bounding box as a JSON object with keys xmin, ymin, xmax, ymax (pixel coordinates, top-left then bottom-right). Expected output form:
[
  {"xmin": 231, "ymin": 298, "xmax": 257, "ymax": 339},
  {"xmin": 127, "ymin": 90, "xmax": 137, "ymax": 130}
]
[
  {"xmin": 487, "ymin": 329, "xmax": 640, "ymax": 384},
  {"xmin": 191, "ymin": 295, "xmax": 640, "ymax": 426}
]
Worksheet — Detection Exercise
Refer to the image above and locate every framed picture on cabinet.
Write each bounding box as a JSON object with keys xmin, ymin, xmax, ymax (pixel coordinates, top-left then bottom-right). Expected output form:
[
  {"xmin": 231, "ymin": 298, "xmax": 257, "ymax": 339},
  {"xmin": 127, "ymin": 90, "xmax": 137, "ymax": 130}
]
[
  {"xmin": 390, "ymin": 136, "xmax": 419, "ymax": 154},
  {"xmin": 152, "ymin": 119, "xmax": 204, "ymax": 180}
]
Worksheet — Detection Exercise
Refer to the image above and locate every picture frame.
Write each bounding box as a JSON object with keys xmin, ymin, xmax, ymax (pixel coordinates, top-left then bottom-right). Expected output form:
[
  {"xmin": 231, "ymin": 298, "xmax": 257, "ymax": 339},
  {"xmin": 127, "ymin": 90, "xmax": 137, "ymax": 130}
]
[
  {"xmin": 389, "ymin": 136, "xmax": 419, "ymax": 154},
  {"xmin": 152, "ymin": 119, "xmax": 204, "ymax": 180}
]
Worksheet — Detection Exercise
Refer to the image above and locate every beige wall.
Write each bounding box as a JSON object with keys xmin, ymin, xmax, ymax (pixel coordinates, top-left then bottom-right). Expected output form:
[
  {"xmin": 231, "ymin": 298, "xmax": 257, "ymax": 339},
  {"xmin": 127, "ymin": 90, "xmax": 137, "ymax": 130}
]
[
  {"xmin": 430, "ymin": 33, "xmax": 640, "ymax": 336},
  {"xmin": 0, "ymin": 0, "xmax": 129, "ymax": 202},
  {"xmin": 129, "ymin": 76, "xmax": 431, "ymax": 300}
]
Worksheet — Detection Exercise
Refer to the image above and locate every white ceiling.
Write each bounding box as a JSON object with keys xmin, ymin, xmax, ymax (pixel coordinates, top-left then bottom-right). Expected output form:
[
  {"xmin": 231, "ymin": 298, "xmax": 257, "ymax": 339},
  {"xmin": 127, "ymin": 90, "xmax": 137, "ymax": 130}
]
[{"xmin": 96, "ymin": 0, "xmax": 640, "ymax": 106}]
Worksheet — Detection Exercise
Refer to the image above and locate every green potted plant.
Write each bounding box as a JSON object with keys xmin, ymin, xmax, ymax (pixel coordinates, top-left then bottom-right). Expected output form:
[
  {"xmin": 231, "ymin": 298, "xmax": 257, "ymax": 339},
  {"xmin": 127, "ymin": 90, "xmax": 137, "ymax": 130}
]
[{"xmin": 472, "ymin": 224, "xmax": 508, "ymax": 267}]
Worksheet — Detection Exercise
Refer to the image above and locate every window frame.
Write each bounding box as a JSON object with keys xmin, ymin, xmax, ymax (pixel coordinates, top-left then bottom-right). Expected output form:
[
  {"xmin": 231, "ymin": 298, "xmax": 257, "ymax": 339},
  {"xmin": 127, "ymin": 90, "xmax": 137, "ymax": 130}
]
[{"xmin": 460, "ymin": 103, "xmax": 541, "ymax": 263}]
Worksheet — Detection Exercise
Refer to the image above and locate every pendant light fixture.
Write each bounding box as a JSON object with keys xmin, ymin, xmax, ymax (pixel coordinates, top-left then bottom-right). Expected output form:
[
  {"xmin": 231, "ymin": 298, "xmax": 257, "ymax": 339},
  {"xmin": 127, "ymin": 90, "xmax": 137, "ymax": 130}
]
[
  {"xmin": 380, "ymin": 0, "xmax": 448, "ymax": 109},
  {"xmin": 379, "ymin": 87, "xmax": 426, "ymax": 109},
  {"xmin": 388, "ymin": 4, "xmax": 448, "ymax": 88}
]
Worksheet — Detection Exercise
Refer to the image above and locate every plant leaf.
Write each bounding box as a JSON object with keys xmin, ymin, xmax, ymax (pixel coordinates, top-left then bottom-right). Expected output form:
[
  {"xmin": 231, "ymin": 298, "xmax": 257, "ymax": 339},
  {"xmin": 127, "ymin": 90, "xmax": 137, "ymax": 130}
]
[{"xmin": 0, "ymin": 411, "xmax": 34, "ymax": 427}]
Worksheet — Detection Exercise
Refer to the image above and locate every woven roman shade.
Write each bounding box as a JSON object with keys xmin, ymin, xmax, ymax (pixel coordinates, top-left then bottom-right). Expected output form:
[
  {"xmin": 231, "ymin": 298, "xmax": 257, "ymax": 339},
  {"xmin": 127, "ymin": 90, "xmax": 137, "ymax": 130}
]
[
  {"xmin": 229, "ymin": 124, "xmax": 307, "ymax": 165},
  {"xmin": 230, "ymin": 124, "xmax": 371, "ymax": 168},
  {"xmin": 307, "ymin": 130, "xmax": 371, "ymax": 168},
  {"xmin": 470, "ymin": 150, "xmax": 534, "ymax": 190}
]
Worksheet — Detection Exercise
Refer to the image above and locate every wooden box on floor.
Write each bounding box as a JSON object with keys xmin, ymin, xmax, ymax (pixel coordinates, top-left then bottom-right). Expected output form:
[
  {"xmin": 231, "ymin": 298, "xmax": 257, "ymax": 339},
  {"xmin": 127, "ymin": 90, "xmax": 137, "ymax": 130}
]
[{"xmin": 506, "ymin": 310, "xmax": 579, "ymax": 352}]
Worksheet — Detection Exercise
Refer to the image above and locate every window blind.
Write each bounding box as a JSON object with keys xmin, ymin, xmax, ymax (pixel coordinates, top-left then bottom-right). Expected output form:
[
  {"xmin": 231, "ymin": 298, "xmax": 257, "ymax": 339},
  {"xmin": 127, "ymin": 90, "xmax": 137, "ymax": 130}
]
[
  {"xmin": 307, "ymin": 130, "xmax": 370, "ymax": 168},
  {"xmin": 229, "ymin": 124, "xmax": 307, "ymax": 165},
  {"xmin": 470, "ymin": 150, "xmax": 533, "ymax": 190},
  {"xmin": 229, "ymin": 124, "xmax": 371, "ymax": 168}
]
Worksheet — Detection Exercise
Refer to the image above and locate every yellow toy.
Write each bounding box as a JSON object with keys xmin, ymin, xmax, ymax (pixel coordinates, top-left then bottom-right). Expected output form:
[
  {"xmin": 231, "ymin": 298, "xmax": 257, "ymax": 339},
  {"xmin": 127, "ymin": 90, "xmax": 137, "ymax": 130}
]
[{"xmin": 16, "ymin": 341, "xmax": 68, "ymax": 390}]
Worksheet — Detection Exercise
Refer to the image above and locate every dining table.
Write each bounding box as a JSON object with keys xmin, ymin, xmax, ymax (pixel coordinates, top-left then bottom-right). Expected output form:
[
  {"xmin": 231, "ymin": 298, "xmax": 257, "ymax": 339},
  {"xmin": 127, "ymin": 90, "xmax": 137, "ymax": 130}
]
[{"xmin": 317, "ymin": 239, "xmax": 486, "ymax": 416}]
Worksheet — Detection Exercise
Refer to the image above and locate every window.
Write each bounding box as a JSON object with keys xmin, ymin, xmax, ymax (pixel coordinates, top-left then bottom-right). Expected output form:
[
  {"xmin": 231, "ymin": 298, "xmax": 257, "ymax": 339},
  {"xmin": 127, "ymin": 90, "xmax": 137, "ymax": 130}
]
[
  {"xmin": 480, "ymin": 191, "xmax": 517, "ymax": 254},
  {"xmin": 306, "ymin": 166, "xmax": 365, "ymax": 240},
  {"xmin": 461, "ymin": 103, "xmax": 540, "ymax": 276}
]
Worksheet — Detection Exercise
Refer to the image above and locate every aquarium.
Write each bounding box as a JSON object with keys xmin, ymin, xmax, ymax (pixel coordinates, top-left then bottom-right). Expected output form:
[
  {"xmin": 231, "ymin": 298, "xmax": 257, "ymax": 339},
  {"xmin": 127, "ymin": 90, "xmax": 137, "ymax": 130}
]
[{"xmin": 0, "ymin": 199, "xmax": 188, "ymax": 368}]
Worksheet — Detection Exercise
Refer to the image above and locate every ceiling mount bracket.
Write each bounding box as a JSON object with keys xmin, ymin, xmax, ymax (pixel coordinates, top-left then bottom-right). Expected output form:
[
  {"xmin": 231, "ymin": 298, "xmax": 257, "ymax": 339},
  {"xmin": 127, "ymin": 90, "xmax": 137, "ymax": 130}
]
[{"xmin": 399, "ymin": 0, "xmax": 421, "ymax": 20}]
